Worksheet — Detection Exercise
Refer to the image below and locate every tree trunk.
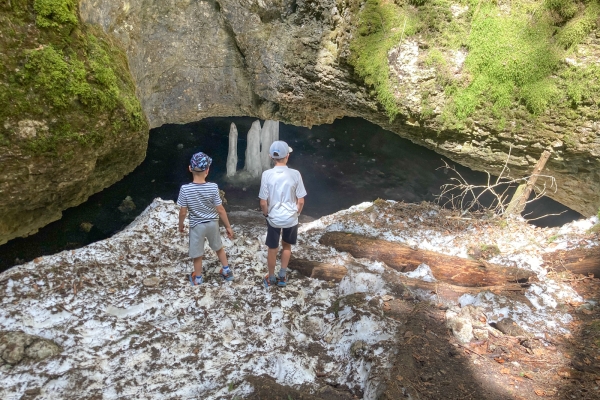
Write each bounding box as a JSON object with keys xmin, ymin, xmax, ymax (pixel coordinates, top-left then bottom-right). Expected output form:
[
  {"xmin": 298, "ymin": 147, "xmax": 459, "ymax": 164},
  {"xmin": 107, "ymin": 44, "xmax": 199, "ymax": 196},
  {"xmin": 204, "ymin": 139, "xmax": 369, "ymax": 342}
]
[
  {"xmin": 542, "ymin": 247, "xmax": 600, "ymax": 278},
  {"xmin": 319, "ymin": 232, "xmax": 534, "ymax": 287},
  {"xmin": 288, "ymin": 258, "xmax": 347, "ymax": 282},
  {"xmin": 505, "ymin": 150, "xmax": 551, "ymax": 216},
  {"xmin": 288, "ymin": 258, "xmax": 528, "ymax": 303}
]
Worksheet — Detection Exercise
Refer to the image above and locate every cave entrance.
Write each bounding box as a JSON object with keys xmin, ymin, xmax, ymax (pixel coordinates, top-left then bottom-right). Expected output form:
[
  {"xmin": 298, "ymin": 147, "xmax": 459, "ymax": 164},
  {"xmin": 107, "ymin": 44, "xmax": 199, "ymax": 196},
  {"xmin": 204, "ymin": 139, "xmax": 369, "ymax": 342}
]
[{"xmin": 0, "ymin": 117, "xmax": 581, "ymax": 271}]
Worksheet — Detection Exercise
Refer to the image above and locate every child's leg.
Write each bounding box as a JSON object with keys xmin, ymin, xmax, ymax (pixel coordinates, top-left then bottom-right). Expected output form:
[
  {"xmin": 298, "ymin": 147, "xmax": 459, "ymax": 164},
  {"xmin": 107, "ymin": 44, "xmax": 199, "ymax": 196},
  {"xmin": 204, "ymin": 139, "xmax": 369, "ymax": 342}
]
[
  {"xmin": 279, "ymin": 225, "xmax": 297, "ymax": 280},
  {"xmin": 280, "ymin": 241, "xmax": 292, "ymax": 269},
  {"xmin": 216, "ymin": 247, "xmax": 228, "ymax": 266},
  {"xmin": 193, "ymin": 256, "xmax": 203, "ymax": 277},
  {"xmin": 267, "ymin": 247, "xmax": 278, "ymax": 278}
]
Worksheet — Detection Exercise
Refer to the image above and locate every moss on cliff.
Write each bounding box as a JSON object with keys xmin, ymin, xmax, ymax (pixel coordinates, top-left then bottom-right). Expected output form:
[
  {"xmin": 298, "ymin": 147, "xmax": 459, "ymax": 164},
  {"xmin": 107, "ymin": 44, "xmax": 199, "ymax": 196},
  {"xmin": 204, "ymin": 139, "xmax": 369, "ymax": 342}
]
[
  {"xmin": 0, "ymin": 0, "xmax": 147, "ymax": 156},
  {"xmin": 348, "ymin": 0, "xmax": 600, "ymax": 125},
  {"xmin": 348, "ymin": 0, "xmax": 419, "ymax": 120}
]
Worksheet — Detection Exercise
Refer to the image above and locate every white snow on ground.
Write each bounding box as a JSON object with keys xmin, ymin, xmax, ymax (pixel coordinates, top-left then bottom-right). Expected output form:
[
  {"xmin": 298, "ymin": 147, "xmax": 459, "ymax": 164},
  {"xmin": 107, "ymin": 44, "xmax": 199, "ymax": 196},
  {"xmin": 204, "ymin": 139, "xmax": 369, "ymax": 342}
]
[{"xmin": 0, "ymin": 198, "xmax": 598, "ymax": 398}]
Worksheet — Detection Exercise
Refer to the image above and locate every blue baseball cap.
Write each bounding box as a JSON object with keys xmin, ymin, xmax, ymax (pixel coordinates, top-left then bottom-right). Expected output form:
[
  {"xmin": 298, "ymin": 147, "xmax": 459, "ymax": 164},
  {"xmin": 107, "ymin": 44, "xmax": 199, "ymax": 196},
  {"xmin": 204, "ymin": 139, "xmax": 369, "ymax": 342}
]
[
  {"xmin": 269, "ymin": 141, "xmax": 293, "ymax": 159},
  {"xmin": 190, "ymin": 152, "xmax": 212, "ymax": 171}
]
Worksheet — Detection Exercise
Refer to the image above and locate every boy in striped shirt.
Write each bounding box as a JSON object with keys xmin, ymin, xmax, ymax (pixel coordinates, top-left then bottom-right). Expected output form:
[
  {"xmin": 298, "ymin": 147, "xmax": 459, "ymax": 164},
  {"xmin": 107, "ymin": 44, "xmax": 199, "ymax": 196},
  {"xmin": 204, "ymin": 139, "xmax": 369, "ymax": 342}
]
[{"xmin": 177, "ymin": 152, "xmax": 234, "ymax": 285}]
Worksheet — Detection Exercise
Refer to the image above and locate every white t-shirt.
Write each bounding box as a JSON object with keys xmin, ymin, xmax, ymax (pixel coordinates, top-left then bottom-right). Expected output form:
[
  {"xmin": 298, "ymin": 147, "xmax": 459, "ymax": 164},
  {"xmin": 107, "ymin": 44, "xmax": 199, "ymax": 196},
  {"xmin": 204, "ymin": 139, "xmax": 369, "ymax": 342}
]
[{"xmin": 259, "ymin": 166, "xmax": 307, "ymax": 228}]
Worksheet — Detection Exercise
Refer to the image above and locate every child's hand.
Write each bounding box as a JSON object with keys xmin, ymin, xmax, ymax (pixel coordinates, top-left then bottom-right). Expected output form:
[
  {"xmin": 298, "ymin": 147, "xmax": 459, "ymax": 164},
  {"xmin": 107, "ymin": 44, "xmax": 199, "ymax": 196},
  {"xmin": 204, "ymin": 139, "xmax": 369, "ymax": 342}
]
[
  {"xmin": 178, "ymin": 223, "xmax": 185, "ymax": 233},
  {"xmin": 226, "ymin": 226, "xmax": 234, "ymax": 239}
]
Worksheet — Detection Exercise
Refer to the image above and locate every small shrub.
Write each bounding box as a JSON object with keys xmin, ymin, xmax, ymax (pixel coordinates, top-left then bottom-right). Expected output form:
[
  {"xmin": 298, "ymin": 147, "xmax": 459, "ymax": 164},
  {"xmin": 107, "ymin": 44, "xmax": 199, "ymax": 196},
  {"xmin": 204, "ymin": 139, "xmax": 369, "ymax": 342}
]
[{"xmin": 547, "ymin": 234, "xmax": 560, "ymax": 243}]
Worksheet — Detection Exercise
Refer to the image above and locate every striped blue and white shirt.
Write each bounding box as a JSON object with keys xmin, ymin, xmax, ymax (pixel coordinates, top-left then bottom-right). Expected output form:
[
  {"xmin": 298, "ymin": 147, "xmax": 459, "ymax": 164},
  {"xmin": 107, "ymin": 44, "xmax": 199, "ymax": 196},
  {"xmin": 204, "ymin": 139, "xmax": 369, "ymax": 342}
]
[{"xmin": 177, "ymin": 182, "xmax": 222, "ymax": 227}]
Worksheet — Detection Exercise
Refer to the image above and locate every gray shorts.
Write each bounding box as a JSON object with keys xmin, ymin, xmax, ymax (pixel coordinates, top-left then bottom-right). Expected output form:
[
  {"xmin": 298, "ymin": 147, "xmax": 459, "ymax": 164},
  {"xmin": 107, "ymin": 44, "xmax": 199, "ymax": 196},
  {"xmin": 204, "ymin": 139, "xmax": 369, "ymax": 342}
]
[{"xmin": 189, "ymin": 220, "xmax": 223, "ymax": 259}]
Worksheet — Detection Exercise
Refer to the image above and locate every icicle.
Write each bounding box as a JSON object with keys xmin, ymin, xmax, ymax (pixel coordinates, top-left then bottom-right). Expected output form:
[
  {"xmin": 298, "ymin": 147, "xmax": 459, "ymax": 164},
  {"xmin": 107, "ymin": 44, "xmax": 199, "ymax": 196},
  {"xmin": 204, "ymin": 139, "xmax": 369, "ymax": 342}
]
[
  {"xmin": 260, "ymin": 120, "xmax": 280, "ymax": 172},
  {"xmin": 226, "ymin": 123, "xmax": 238, "ymax": 177},
  {"xmin": 244, "ymin": 120, "xmax": 262, "ymax": 178}
]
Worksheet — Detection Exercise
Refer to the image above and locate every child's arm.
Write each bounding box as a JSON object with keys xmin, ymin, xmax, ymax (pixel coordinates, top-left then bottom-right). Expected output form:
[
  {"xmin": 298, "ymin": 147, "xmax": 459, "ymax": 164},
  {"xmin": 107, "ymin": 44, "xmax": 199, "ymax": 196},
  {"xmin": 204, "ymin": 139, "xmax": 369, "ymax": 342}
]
[
  {"xmin": 215, "ymin": 205, "xmax": 234, "ymax": 239},
  {"xmin": 178, "ymin": 207, "xmax": 188, "ymax": 232},
  {"xmin": 260, "ymin": 199, "xmax": 269, "ymax": 217},
  {"xmin": 297, "ymin": 197, "xmax": 305, "ymax": 215}
]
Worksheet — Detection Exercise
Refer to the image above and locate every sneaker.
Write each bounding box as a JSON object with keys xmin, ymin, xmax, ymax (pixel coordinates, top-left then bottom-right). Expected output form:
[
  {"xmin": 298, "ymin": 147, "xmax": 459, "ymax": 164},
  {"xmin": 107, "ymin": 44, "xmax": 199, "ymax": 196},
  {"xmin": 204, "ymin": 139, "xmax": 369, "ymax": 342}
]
[
  {"xmin": 263, "ymin": 274, "xmax": 277, "ymax": 288},
  {"xmin": 277, "ymin": 274, "xmax": 287, "ymax": 287},
  {"xmin": 189, "ymin": 273, "xmax": 203, "ymax": 286},
  {"xmin": 220, "ymin": 268, "xmax": 234, "ymax": 282}
]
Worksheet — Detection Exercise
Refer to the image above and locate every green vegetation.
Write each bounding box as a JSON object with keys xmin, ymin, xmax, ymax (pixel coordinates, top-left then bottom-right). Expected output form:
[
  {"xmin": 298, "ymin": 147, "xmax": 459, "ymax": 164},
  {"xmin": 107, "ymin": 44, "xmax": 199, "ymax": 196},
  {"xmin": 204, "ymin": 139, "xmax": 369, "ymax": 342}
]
[
  {"xmin": 0, "ymin": 1, "xmax": 147, "ymax": 155},
  {"xmin": 348, "ymin": 0, "xmax": 600, "ymax": 124},
  {"xmin": 547, "ymin": 234, "xmax": 560, "ymax": 243},
  {"xmin": 457, "ymin": 2, "xmax": 560, "ymax": 117},
  {"xmin": 555, "ymin": 1, "xmax": 600, "ymax": 48},
  {"xmin": 348, "ymin": 0, "xmax": 419, "ymax": 120},
  {"xmin": 560, "ymin": 63, "xmax": 600, "ymax": 107},
  {"xmin": 25, "ymin": 45, "xmax": 88, "ymax": 109},
  {"xmin": 33, "ymin": 0, "xmax": 78, "ymax": 29}
]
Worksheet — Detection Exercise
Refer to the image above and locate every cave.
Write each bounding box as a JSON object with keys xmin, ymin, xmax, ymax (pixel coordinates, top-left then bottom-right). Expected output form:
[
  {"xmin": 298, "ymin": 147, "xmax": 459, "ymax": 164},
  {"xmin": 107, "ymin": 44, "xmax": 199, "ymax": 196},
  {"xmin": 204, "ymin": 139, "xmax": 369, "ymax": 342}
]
[{"xmin": 0, "ymin": 116, "xmax": 580, "ymax": 271}]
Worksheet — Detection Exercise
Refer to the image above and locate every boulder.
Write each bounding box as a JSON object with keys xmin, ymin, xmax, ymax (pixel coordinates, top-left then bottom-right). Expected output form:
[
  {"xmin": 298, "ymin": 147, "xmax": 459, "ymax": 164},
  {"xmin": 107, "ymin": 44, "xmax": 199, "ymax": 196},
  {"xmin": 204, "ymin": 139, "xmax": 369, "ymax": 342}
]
[{"xmin": 0, "ymin": 331, "xmax": 60, "ymax": 365}]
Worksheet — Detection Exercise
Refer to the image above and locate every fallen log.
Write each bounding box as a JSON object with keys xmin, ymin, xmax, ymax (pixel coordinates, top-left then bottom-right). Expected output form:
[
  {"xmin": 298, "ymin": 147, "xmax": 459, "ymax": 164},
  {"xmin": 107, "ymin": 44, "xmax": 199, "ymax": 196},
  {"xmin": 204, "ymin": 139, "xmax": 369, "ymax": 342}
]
[
  {"xmin": 319, "ymin": 232, "xmax": 535, "ymax": 287},
  {"xmin": 288, "ymin": 258, "xmax": 528, "ymax": 303},
  {"xmin": 542, "ymin": 247, "xmax": 600, "ymax": 278},
  {"xmin": 287, "ymin": 258, "xmax": 347, "ymax": 282}
]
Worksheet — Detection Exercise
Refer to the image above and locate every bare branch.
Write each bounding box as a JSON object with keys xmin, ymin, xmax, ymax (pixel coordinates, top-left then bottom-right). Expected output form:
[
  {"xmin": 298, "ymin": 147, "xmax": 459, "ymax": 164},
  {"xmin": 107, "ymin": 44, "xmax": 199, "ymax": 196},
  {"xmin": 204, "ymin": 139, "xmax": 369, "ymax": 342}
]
[{"xmin": 435, "ymin": 153, "xmax": 558, "ymax": 221}]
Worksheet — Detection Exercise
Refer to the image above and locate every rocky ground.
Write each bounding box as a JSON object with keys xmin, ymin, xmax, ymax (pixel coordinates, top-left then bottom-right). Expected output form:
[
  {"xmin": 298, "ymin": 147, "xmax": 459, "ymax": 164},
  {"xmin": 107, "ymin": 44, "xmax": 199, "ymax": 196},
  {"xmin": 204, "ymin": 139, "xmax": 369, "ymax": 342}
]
[{"xmin": 0, "ymin": 199, "xmax": 599, "ymax": 399}]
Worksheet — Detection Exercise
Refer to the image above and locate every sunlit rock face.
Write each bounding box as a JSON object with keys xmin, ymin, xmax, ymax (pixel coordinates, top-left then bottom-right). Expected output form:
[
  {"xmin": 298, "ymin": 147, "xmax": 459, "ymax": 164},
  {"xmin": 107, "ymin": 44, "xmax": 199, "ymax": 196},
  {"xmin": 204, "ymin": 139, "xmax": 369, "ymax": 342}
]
[{"xmin": 80, "ymin": 0, "xmax": 600, "ymax": 216}]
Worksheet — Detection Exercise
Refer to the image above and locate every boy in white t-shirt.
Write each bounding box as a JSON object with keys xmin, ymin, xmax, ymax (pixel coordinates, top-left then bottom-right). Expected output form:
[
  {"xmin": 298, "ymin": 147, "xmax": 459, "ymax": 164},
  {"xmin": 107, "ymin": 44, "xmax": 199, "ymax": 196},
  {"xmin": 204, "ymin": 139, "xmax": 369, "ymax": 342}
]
[{"xmin": 258, "ymin": 141, "xmax": 307, "ymax": 287}]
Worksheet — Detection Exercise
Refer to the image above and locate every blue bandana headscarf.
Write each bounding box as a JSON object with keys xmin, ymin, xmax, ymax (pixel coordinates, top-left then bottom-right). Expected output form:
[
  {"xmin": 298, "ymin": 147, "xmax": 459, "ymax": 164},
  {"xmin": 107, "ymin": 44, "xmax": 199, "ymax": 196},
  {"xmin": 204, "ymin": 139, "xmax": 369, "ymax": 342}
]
[{"xmin": 190, "ymin": 152, "xmax": 212, "ymax": 172}]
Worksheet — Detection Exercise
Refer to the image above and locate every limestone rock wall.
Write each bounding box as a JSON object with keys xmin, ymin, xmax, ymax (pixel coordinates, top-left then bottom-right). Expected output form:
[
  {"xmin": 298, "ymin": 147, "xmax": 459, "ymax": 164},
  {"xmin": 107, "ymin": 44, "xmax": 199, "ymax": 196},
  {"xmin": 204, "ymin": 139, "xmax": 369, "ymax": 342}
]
[
  {"xmin": 78, "ymin": 0, "xmax": 599, "ymax": 216},
  {"xmin": 0, "ymin": 3, "xmax": 148, "ymax": 245}
]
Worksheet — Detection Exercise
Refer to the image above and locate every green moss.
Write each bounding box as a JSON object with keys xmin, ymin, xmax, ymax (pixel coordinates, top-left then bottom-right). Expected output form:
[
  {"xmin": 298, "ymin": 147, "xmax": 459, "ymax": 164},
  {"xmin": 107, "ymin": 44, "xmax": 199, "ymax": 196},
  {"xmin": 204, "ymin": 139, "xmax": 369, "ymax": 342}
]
[
  {"xmin": 455, "ymin": 3, "xmax": 561, "ymax": 118},
  {"xmin": 349, "ymin": 0, "xmax": 419, "ymax": 120},
  {"xmin": 33, "ymin": 0, "xmax": 78, "ymax": 29},
  {"xmin": 560, "ymin": 64, "xmax": 600, "ymax": 106},
  {"xmin": 0, "ymin": 3, "xmax": 147, "ymax": 156},
  {"xmin": 25, "ymin": 45, "xmax": 88, "ymax": 108},
  {"xmin": 556, "ymin": 2, "xmax": 600, "ymax": 48},
  {"xmin": 349, "ymin": 0, "xmax": 599, "ymax": 126},
  {"xmin": 546, "ymin": 0, "xmax": 580, "ymax": 19}
]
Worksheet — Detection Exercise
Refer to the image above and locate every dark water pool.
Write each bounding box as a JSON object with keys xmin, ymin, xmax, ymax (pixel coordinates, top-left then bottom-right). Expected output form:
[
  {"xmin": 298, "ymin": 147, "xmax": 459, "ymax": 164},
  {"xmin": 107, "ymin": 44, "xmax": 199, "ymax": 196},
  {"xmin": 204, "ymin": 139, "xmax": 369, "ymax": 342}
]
[{"xmin": 0, "ymin": 117, "xmax": 581, "ymax": 271}]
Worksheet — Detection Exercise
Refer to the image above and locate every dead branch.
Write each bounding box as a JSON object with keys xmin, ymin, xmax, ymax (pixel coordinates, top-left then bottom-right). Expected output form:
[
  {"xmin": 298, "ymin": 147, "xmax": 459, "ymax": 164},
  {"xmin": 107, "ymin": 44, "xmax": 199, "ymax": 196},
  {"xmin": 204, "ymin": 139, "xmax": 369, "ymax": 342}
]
[{"xmin": 435, "ymin": 148, "xmax": 557, "ymax": 219}]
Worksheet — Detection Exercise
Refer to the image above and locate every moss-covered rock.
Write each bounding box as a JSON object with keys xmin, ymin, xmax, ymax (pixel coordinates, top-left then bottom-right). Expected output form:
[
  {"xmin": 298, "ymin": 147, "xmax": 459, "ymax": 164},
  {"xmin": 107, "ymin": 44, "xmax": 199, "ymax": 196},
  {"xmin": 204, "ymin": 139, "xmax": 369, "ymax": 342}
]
[{"xmin": 0, "ymin": 1, "xmax": 148, "ymax": 244}]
